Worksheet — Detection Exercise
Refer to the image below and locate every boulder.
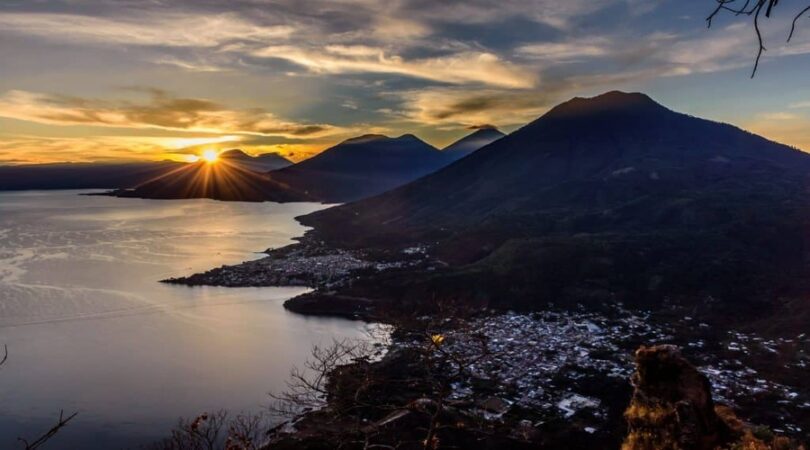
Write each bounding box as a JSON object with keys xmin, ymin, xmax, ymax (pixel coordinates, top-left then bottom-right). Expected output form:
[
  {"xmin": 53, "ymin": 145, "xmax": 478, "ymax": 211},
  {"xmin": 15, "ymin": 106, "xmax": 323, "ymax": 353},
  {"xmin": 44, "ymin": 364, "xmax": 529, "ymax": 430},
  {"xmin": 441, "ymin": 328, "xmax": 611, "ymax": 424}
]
[{"xmin": 622, "ymin": 345, "xmax": 732, "ymax": 450}]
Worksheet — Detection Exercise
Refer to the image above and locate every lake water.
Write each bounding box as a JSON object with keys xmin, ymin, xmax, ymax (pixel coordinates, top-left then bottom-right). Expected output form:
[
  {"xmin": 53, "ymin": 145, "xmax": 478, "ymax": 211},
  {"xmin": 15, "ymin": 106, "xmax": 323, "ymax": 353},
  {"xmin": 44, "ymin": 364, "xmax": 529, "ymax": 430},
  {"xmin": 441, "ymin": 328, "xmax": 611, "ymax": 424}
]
[{"xmin": 0, "ymin": 191, "xmax": 377, "ymax": 449}]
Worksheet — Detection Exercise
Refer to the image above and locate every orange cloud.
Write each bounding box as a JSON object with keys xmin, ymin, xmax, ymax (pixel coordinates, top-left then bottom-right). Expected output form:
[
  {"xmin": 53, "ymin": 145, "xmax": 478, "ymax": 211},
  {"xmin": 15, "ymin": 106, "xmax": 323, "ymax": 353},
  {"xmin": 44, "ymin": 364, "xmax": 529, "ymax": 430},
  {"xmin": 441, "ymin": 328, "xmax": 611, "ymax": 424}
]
[
  {"xmin": 0, "ymin": 89, "xmax": 342, "ymax": 139},
  {"xmin": 0, "ymin": 134, "xmax": 320, "ymax": 165}
]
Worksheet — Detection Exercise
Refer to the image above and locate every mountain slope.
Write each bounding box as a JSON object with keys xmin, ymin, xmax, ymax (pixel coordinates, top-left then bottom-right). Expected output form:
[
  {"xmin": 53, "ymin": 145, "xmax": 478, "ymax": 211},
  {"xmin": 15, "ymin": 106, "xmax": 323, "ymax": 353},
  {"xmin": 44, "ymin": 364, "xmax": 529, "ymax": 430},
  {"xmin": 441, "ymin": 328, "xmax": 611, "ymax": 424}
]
[
  {"xmin": 0, "ymin": 151, "xmax": 292, "ymax": 194},
  {"xmin": 113, "ymin": 161, "xmax": 312, "ymax": 202},
  {"xmin": 111, "ymin": 135, "xmax": 449, "ymax": 203},
  {"xmin": 300, "ymin": 91, "xmax": 810, "ymax": 311},
  {"xmin": 268, "ymin": 133, "xmax": 452, "ymax": 202},
  {"xmin": 0, "ymin": 161, "xmax": 182, "ymax": 191},
  {"xmin": 303, "ymin": 91, "xmax": 810, "ymax": 240},
  {"xmin": 442, "ymin": 127, "xmax": 505, "ymax": 159}
]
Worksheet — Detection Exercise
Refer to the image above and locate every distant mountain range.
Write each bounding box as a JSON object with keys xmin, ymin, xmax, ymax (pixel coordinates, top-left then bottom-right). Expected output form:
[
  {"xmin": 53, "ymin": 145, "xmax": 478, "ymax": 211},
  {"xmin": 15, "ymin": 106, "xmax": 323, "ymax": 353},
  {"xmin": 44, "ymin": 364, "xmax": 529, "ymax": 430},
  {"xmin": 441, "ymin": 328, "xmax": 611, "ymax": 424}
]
[
  {"xmin": 441, "ymin": 126, "xmax": 505, "ymax": 158},
  {"xmin": 10, "ymin": 91, "xmax": 810, "ymax": 328},
  {"xmin": 104, "ymin": 130, "xmax": 496, "ymax": 203},
  {"xmin": 112, "ymin": 159, "xmax": 310, "ymax": 203},
  {"xmin": 299, "ymin": 91, "xmax": 810, "ymax": 318},
  {"xmin": 0, "ymin": 161, "xmax": 182, "ymax": 191},
  {"xmin": 0, "ymin": 150, "xmax": 292, "ymax": 192},
  {"xmin": 0, "ymin": 129, "xmax": 502, "ymax": 202},
  {"xmin": 268, "ymin": 134, "xmax": 452, "ymax": 202}
]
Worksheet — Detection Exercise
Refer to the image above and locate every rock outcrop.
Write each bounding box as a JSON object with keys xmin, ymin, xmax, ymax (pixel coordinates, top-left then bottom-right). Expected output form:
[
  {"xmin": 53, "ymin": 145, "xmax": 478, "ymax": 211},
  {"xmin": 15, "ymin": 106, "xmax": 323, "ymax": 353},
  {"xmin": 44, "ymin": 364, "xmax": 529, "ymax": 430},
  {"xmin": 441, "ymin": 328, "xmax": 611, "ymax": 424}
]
[
  {"xmin": 623, "ymin": 345, "xmax": 804, "ymax": 450},
  {"xmin": 623, "ymin": 345, "xmax": 732, "ymax": 449}
]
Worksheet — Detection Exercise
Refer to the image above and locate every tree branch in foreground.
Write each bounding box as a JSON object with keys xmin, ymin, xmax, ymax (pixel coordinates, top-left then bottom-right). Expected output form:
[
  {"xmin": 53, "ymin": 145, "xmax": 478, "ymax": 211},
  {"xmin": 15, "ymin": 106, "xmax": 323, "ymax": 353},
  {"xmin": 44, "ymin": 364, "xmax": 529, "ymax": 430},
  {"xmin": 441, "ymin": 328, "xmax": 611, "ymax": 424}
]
[
  {"xmin": 17, "ymin": 410, "xmax": 78, "ymax": 450},
  {"xmin": 707, "ymin": 0, "xmax": 810, "ymax": 76}
]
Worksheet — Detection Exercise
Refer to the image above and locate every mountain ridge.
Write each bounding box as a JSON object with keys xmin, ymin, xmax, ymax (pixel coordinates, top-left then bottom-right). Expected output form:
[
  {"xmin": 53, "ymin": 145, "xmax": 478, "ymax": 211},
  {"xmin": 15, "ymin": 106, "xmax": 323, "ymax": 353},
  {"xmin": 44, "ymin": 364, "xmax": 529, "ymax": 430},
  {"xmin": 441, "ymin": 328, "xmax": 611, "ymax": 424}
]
[
  {"xmin": 112, "ymin": 160, "xmax": 311, "ymax": 202},
  {"xmin": 266, "ymin": 133, "xmax": 451, "ymax": 202},
  {"xmin": 0, "ymin": 161, "xmax": 183, "ymax": 191},
  {"xmin": 108, "ymin": 132, "xmax": 484, "ymax": 203},
  {"xmin": 302, "ymin": 90, "xmax": 809, "ymax": 233},
  {"xmin": 298, "ymin": 90, "xmax": 810, "ymax": 313},
  {"xmin": 442, "ymin": 127, "xmax": 506, "ymax": 159}
]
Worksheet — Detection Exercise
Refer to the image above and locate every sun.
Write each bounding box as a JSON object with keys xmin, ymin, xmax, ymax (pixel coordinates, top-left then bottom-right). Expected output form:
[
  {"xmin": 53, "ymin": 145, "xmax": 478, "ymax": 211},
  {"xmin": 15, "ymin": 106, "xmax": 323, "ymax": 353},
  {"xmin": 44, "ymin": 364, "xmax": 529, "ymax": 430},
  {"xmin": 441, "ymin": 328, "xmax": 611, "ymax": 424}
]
[{"xmin": 201, "ymin": 149, "xmax": 219, "ymax": 163}]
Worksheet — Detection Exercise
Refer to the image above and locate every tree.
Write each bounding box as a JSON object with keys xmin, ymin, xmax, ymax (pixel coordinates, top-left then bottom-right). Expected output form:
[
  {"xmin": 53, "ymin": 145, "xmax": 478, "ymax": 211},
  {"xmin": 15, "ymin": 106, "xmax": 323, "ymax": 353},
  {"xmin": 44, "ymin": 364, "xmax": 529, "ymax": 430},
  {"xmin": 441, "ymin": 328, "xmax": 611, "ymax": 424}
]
[
  {"xmin": 707, "ymin": 0, "xmax": 810, "ymax": 76},
  {"xmin": 144, "ymin": 410, "xmax": 271, "ymax": 450},
  {"xmin": 1, "ymin": 345, "xmax": 78, "ymax": 450},
  {"xmin": 265, "ymin": 302, "xmax": 503, "ymax": 450}
]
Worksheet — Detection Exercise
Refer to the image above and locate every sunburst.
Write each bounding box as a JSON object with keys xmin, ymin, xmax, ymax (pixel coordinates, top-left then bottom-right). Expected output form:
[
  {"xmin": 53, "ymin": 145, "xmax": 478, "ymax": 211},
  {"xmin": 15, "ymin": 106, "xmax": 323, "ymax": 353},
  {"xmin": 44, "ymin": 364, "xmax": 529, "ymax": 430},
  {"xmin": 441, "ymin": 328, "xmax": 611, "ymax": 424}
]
[{"xmin": 201, "ymin": 149, "xmax": 219, "ymax": 163}]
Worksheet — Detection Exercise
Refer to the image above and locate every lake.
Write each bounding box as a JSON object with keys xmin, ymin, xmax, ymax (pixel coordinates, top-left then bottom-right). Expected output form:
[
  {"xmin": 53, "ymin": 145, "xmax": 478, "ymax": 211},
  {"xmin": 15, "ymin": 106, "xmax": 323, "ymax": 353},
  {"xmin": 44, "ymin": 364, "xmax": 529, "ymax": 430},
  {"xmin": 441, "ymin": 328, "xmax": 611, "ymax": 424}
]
[{"xmin": 0, "ymin": 190, "xmax": 378, "ymax": 449}]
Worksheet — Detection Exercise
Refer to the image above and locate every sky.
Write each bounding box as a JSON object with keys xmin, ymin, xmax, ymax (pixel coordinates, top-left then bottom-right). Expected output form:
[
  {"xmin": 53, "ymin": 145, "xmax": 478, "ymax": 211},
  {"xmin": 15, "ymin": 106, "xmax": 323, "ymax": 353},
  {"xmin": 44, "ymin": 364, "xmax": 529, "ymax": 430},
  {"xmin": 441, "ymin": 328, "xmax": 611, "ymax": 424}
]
[{"xmin": 1, "ymin": 0, "xmax": 810, "ymax": 164}]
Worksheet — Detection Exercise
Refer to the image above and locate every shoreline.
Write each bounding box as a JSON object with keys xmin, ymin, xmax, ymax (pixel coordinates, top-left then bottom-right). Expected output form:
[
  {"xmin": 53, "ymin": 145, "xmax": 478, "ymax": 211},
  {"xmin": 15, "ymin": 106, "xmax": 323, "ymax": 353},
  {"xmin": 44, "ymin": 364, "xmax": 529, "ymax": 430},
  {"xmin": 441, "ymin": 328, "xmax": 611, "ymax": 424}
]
[
  {"xmin": 162, "ymin": 241, "xmax": 369, "ymax": 288},
  {"xmin": 163, "ymin": 234, "xmax": 810, "ymax": 446},
  {"xmin": 163, "ymin": 234, "xmax": 431, "ymax": 320},
  {"xmin": 263, "ymin": 303, "xmax": 809, "ymax": 448}
]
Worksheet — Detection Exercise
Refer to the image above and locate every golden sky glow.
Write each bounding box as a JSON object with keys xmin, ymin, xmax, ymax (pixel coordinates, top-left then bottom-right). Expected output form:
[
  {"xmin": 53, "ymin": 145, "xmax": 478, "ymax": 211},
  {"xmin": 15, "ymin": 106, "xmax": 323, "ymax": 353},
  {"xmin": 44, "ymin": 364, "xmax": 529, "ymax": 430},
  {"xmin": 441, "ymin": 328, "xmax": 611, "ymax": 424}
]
[{"xmin": 1, "ymin": 1, "xmax": 810, "ymax": 165}]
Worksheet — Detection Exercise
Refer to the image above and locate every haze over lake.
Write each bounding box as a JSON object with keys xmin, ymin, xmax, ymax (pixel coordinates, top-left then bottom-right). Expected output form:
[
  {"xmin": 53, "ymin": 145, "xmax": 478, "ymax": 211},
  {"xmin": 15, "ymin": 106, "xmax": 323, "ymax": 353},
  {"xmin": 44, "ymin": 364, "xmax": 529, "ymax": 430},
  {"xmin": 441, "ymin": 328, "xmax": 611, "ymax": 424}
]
[{"xmin": 0, "ymin": 191, "xmax": 378, "ymax": 449}]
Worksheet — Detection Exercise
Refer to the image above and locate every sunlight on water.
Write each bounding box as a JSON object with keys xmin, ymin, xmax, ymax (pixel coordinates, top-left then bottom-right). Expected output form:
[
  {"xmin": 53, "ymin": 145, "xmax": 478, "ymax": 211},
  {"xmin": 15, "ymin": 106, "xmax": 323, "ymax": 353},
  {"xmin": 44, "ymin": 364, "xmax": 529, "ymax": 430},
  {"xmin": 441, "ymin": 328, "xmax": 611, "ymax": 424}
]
[{"xmin": 0, "ymin": 191, "xmax": 375, "ymax": 449}]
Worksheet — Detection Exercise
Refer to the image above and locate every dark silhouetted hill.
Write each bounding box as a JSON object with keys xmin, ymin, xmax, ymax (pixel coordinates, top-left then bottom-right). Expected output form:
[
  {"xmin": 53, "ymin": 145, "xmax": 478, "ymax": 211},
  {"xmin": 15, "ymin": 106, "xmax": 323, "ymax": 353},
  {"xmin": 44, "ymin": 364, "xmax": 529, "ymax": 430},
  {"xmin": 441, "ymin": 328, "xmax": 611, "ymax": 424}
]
[
  {"xmin": 112, "ymin": 160, "xmax": 312, "ymax": 202},
  {"xmin": 268, "ymin": 134, "xmax": 452, "ymax": 202},
  {"xmin": 108, "ymin": 135, "xmax": 451, "ymax": 203},
  {"xmin": 299, "ymin": 91, "xmax": 810, "ymax": 315},
  {"xmin": 0, "ymin": 161, "xmax": 182, "ymax": 191}
]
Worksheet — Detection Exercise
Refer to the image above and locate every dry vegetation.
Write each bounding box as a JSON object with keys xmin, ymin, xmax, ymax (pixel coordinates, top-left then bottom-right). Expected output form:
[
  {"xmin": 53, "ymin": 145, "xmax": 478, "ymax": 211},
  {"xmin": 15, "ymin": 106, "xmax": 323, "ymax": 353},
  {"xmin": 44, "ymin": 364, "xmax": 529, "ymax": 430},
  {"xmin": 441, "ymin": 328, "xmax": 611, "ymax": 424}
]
[{"xmin": 143, "ymin": 410, "xmax": 272, "ymax": 450}]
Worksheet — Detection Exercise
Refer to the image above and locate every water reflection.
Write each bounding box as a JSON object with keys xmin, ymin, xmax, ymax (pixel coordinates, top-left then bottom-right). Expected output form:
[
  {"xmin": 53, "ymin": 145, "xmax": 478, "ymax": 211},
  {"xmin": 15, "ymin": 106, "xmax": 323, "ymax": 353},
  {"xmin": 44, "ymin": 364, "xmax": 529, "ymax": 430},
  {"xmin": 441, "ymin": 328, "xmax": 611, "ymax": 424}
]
[{"xmin": 0, "ymin": 191, "xmax": 372, "ymax": 449}]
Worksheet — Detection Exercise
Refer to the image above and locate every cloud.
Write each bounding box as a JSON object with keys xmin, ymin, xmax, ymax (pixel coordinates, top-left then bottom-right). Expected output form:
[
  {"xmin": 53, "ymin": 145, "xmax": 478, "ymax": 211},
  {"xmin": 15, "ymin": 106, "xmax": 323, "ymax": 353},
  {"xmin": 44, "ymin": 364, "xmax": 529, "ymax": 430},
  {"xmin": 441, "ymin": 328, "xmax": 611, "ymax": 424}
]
[
  {"xmin": 0, "ymin": 131, "xmax": 338, "ymax": 164},
  {"xmin": 656, "ymin": 25, "xmax": 754, "ymax": 75},
  {"xmin": 341, "ymin": 100, "xmax": 359, "ymax": 110},
  {"xmin": 377, "ymin": 25, "xmax": 764, "ymax": 130},
  {"xmin": 386, "ymin": 34, "xmax": 758, "ymax": 130},
  {"xmin": 0, "ymin": 12, "xmax": 294, "ymax": 48},
  {"xmin": 396, "ymin": 0, "xmax": 628, "ymax": 28},
  {"xmin": 0, "ymin": 135, "xmax": 181, "ymax": 164},
  {"xmin": 153, "ymin": 57, "xmax": 227, "ymax": 72},
  {"xmin": 525, "ymin": 27, "xmax": 756, "ymax": 78},
  {"xmin": 252, "ymin": 46, "xmax": 537, "ymax": 88},
  {"xmin": 0, "ymin": 2, "xmax": 755, "ymax": 91},
  {"xmin": 0, "ymin": 89, "xmax": 342, "ymax": 139},
  {"xmin": 391, "ymin": 88, "xmax": 555, "ymax": 127},
  {"xmin": 2, "ymin": 0, "xmax": 809, "ymax": 165},
  {"xmin": 516, "ymin": 37, "xmax": 612, "ymax": 62},
  {"xmin": 371, "ymin": 16, "xmax": 431, "ymax": 41}
]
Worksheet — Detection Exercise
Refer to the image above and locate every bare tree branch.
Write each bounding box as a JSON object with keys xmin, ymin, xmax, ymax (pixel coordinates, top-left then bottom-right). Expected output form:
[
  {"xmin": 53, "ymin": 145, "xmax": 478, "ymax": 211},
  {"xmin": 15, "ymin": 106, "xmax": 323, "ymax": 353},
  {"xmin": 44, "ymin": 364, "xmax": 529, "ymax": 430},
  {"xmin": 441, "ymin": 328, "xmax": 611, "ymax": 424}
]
[
  {"xmin": 788, "ymin": 5, "xmax": 810, "ymax": 41},
  {"xmin": 706, "ymin": 0, "xmax": 810, "ymax": 77},
  {"xmin": 2, "ymin": 345, "xmax": 77, "ymax": 449},
  {"xmin": 0, "ymin": 345, "xmax": 7, "ymax": 368},
  {"xmin": 17, "ymin": 410, "xmax": 78, "ymax": 450}
]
